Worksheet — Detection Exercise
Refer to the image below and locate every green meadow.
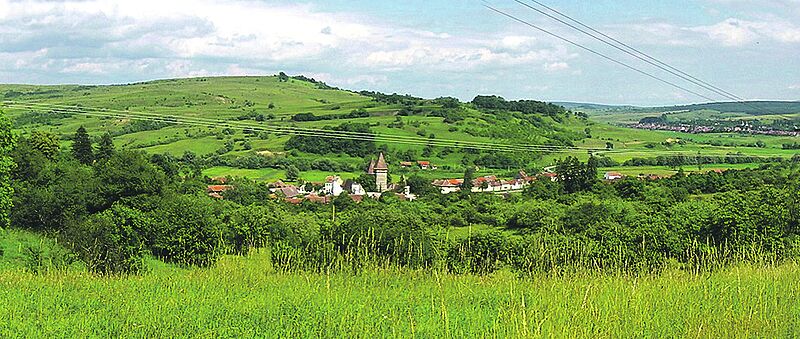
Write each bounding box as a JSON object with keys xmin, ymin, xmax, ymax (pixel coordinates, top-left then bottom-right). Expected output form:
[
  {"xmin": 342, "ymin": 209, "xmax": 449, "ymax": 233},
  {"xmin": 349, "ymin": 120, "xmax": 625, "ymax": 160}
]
[{"xmin": 1, "ymin": 229, "xmax": 798, "ymax": 338}]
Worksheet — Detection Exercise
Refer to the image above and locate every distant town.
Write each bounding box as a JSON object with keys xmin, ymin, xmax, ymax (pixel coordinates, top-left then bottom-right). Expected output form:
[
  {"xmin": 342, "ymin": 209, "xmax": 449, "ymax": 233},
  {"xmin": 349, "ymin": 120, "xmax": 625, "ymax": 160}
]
[{"xmin": 206, "ymin": 152, "xmax": 670, "ymax": 204}]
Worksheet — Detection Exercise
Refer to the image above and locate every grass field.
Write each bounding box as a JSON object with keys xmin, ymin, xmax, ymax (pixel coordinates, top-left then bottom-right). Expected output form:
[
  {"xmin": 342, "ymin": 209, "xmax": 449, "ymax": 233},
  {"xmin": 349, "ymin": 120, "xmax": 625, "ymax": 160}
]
[
  {"xmin": 1, "ymin": 242, "xmax": 798, "ymax": 338},
  {"xmin": 599, "ymin": 163, "xmax": 764, "ymax": 177},
  {"xmin": 202, "ymin": 166, "xmax": 361, "ymax": 183}
]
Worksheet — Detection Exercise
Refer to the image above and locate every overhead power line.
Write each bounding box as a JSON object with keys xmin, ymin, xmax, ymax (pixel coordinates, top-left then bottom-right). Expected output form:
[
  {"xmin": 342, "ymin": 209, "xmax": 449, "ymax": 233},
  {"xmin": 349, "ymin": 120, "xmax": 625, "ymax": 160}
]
[
  {"xmin": 513, "ymin": 0, "xmax": 745, "ymax": 102},
  {"xmin": 481, "ymin": 2, "xmax": 717, "ymax": 102}
]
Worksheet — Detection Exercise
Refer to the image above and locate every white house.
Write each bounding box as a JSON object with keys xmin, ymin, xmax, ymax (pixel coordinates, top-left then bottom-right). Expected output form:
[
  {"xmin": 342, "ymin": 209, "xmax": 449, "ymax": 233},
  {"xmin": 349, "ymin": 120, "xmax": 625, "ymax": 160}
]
[
  {"xmin": 432, "ymin": 179, "xmax": 463, "ymax": 194},
  {"xmin": 343, "ymin": 180, "xmax": 365, "ymax": 196},
  {"xmin": 604, "ymin": 172, "xmax": 624, "ymax": 181},
  {"xmin": 323, "ymin": 176, "xmax": 345, "ymax": 196}
]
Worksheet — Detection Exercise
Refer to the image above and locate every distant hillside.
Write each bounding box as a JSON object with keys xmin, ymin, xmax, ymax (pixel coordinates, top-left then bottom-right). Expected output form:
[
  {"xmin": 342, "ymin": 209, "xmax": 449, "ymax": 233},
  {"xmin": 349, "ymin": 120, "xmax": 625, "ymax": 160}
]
[
  {"xmin": 552, "ymin": 102, "xmax": 638, "ymax": 111},
  {"xmin": 651, "ymin": 101, "xmax": 800, "ymax": 115}
]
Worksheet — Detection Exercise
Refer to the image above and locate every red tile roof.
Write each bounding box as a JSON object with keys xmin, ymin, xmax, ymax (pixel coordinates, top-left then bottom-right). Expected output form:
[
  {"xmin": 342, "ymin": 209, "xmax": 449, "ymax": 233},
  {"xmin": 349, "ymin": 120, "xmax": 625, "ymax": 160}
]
[
  {"xmin": 207, "ymin": 185, "xmax": 233, "ymax": 193},
  {"xmin": 285, "ymin": 197, "xmax": 303, "ymax": 205},
  {"xmin": 432, "ymin": 179, "xmax": 463, "ymax": 187}
]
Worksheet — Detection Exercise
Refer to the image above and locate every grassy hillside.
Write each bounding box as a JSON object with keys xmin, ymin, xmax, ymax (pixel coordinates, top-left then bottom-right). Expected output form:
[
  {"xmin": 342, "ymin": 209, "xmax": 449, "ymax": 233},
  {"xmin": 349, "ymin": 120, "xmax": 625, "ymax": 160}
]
[{"xmin": 2, "ymin": 76, "xmax": 797, "ymax": 182}]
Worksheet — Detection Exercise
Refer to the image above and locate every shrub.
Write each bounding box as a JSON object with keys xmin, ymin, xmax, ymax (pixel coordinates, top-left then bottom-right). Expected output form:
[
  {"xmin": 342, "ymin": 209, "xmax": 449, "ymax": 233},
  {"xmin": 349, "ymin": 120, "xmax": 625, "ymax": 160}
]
[
  {"xmin": 447, "ymin": 232, "xmax": 510, "ymax": 275},
  {"xmin": 65, "ymin": 205, "xmax": 149, "ymax": 274},
  {"xmin": 146, "ymin": 195, "xmax": 226, "ymax": 267}
]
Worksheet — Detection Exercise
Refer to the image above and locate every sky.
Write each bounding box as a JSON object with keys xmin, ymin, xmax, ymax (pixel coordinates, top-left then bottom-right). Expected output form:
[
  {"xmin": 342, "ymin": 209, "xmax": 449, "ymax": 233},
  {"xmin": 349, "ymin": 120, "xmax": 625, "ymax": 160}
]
[{"xmin": 0, "ymin": 0, "xmax": 799, "ymax": 105}]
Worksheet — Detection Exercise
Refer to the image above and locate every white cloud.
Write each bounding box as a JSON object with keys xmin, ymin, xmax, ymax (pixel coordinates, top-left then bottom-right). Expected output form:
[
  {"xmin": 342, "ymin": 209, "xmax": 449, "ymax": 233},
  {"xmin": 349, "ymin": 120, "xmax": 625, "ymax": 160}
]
[
  {"xmin": 691, "ymin": 19, "xmax": 760, "ymax": 46},
  {"xmin": 0, "ymin": 0, "xmax": 575, "ymax": 83},
  {"xmin": 543, "ymin": 62, "xmax": 570, "ymax": 72},
  {"xmin": 691, "ymin": 18, "xmax": 800, "ymax": 46},
  {"xmin": 60, "ymin": 62, "xmax": 109, "ymax": 74},
  {"xmin": 789, "ymin": 84, "xmax": 800, "ymax": 90},
  {"xmin": 609, "ymin": 17, "xmax": 800, "ymax": 47}
]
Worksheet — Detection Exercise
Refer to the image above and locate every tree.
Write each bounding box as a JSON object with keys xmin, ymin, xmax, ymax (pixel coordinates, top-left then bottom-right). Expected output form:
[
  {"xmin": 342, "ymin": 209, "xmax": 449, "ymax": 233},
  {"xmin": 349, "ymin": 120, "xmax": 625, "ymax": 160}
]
[
  {"xmin": 12, "ymin": 159, "xmax": 102, "ymax": 232},
  {"xmin": 29, "ymin": 130, "xmax": 60, "ymax": 159},
  {"xmin": 278, "ymin": 72, "xmax": 289, "ymax": 82},
  {"xmin": 357, "ymin": 173, "xmax": 377, "ymax": 193},
  {"xmin": 96, "ymin": 132, "xmax": 115, "ymax": 161},
  {"xmin": 72, "ymin": 126, "xmax": 94, "ymax": 165},
  {"xmin": 0, "ymin": 112, "xmax": 14, "ymax": 228},
  {"xmin": 145, "ymin": 194, "xmax": 226, "ymax": 267},
  {"xmin": 461, "ymin": 167, "xmax": 475, "ymax": 191},
  {"xmin": 406, "ymin": 175, "xmax": 437, "ymax": 196},
  {"xmin": 65, "ymin": 205, "xmax": 149, "ymax": 274},
  {"xmin": 584, "ymin": 156, "xmax": 599, "ymax": 187},
  {"xmin": 95, "ymin": 150, "xmax": 167, "ymax": 207},
  {"xmin": 286, "ymin": 165, "xmax": 300, "ymax": 181},
  {"xmin": 556, "ymin": 156, "xmax": 595, "ymax": 194}
]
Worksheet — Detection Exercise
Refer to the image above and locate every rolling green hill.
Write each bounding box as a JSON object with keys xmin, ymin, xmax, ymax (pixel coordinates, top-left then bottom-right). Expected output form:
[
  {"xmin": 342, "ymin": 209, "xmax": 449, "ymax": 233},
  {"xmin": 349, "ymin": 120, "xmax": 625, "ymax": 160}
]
[{"xmin": 2, "ymin": 75, "xmax": 797, "ymax": 183}]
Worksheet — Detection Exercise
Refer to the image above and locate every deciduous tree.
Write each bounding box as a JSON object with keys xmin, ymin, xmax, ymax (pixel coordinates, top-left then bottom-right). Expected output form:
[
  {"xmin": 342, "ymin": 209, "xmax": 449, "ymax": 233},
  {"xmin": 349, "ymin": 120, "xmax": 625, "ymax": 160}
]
[
  {"xmin": 0, "ymin": 112, "xmax": 14, "ymax": 228},
  {"xmin": 72, "ymin": 126, "xmax": 94, "ymax": 165}
]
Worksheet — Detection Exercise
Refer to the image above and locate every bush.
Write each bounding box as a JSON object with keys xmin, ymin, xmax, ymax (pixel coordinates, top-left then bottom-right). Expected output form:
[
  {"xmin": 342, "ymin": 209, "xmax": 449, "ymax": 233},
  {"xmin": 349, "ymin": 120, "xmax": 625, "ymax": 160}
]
[
  {"xmin": 507, "ymin": 201, "xmax": 562, "ymax": 232},
  {"xmin": 146, "ymin": 195, "xmax": 226, "ymax": 267},
  {"xmin": 65, "ymin": 205, "xmax": 149, "ymax": 274},
  {"xmin": 448, "ymin": 232, "xmax": 510, "ymax": 275}
]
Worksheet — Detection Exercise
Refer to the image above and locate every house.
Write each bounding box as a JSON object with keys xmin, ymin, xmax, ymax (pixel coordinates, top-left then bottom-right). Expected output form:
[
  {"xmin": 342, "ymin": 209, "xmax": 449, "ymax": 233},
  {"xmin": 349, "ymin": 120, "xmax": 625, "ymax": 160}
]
[
  {"xmin": 285, "ymin": 197, "xmax": 304, "ymax": 205},
  {"xmin": 269, "ymin": 180, "xmax": 290, "ymax": 189},
  {"xmin": 472, "ymin": 175, "xmax": 498, "ymax": 189},
  {"xmin": 207, "ymin": 185, "xmax": 233, "ymax": 198},
  {"xmin": 276, "ymin": 186, "xmax": 301, "ymax": 198},
  {"xmin": 323, "ymin": 176, "xmax": 344, "ymax": 196},
  {"xmin": 432, "ymin": 179, "xmax": 463, "ymax": 194},
  {"xmin": 399, "ymin": 186, "xmax": 417, "ymax": 201},
  {"xmin": 540, "ymin": 172, "xmax": 558, "ymax": 181},
  {"xmin": 639, "ymin": 174, "xmax": 665, "ymax": 181},
  {"xmin": 418, "ymin": 161, "xmax": 431, "ymax": 170},
  {"xmin": 604, "ymin": 172, "xmax": 624, "ymax": 181},
  {"xmin": 305, "ymin": 194, "xmax": 332, "ymax": 204},
  {"xmin": 342, "ymin": 179, "xmax": 365, "ymax": 196},
  {"xmin": 516, "ymin": 170, "xmax": 537, "ymax": 183},
  {"xmin": 207, "ymin": 185, "xmax": 232, "ymax": 194},
  {"xmin": 399, "ymin": 161, "xmax": 414, "ymax": 168},
  {"xmin": 508, "ymin": 179, "xmax": 526, "ymax": 191}
]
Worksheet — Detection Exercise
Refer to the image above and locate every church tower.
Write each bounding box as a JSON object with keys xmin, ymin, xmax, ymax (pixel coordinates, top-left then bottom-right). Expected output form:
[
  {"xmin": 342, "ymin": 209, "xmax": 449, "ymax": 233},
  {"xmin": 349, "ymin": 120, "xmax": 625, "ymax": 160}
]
[{"xmin": 374, "ymin": 152, "xmax": 389, "ymax": 192}]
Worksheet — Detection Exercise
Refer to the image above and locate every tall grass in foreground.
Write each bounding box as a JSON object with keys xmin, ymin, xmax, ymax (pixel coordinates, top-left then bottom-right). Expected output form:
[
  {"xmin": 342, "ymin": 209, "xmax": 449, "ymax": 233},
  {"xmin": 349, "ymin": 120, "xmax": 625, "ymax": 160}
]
[{"xmin": 1, "ymin": 251, "xmax": 798, "ymax": 338}]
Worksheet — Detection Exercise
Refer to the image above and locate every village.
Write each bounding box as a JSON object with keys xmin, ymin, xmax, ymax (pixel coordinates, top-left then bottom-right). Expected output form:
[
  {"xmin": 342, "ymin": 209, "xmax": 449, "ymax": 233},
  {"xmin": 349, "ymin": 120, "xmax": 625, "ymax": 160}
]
[{"xmin": 206, "ymin": 153, "xmax": 654, "ymax": 203}]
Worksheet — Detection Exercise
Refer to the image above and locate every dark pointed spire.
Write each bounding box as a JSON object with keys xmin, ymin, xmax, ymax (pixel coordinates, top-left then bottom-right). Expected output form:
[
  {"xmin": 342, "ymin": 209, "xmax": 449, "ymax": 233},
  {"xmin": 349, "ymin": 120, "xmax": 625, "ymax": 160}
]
[{"xmin": 375, "ymin": 152, "xmax": 388, "ymax": 170}]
